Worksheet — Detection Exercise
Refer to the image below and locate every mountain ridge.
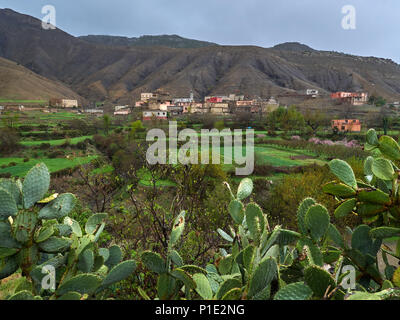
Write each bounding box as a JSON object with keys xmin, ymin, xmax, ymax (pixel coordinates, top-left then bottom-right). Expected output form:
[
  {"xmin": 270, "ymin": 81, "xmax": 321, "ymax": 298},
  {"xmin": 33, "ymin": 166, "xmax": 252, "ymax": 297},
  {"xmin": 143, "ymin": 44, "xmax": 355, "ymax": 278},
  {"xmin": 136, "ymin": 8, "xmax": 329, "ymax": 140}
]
[
  {"xmin": 78, "ymin": 34, "xmax": 218, "ymax": 49},
  {"xmin": 0, "ymin": 8, "xmax": 399, "ymax": 104}
]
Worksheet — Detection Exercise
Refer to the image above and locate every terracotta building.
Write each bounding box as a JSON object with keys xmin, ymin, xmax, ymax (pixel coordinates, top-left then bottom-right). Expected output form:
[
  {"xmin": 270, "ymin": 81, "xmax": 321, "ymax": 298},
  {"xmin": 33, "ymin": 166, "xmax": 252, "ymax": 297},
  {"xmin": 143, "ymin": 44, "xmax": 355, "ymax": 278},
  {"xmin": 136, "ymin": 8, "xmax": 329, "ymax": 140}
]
[
  {"xmin": 331, "ymin": 119, "xmax": 361, "ymax": 132},
  {"xmin": 331, "ymin": 92, "xmax": 368, "ymax": 106}
]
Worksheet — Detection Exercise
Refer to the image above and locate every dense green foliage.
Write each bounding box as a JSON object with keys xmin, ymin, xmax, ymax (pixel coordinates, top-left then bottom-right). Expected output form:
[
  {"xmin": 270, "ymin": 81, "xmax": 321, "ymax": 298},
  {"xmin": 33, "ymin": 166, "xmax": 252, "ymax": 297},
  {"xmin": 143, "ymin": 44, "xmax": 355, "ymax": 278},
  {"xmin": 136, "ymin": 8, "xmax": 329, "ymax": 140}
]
[
  {"xmin": 0, "ymin": 163, "xmax": 136, "ymax": 300},
  {"xmin": 2, "ymin": 127, "xmax": 400, "ymax": 300}
]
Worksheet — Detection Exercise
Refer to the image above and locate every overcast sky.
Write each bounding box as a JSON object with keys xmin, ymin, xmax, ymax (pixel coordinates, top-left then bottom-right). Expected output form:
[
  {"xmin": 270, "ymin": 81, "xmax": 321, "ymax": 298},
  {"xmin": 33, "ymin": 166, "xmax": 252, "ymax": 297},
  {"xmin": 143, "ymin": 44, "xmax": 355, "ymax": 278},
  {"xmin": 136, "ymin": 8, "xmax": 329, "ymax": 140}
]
[{"xmin": 1, "ymin": 0, "xmax": 399, "ymax": 62}]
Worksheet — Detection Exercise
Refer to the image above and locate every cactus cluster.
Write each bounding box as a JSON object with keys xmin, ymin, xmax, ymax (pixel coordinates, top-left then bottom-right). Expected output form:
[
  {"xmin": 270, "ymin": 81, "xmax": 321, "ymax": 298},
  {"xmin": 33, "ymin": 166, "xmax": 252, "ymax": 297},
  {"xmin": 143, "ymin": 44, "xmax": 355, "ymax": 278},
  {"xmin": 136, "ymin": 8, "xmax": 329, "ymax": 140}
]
[
  {"xmin": 138, "ymin": 128, "xmax": 400, "ymax": 300},
  {"xmin": 2, "ymin": 127, "xmax": 400, "ymax": 300},
  {"xmin": 0, "ymin": 163, "xmax": 136, "ymax": 300}
]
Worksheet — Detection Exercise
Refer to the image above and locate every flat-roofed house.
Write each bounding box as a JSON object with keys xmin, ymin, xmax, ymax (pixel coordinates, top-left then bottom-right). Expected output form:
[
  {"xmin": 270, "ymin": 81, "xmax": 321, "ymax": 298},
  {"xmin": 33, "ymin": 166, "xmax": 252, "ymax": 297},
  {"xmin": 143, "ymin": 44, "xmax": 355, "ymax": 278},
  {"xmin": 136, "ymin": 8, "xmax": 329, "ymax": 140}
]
[
  {"xmin": 331, "ymin": 92, "xmax": 368, "ymax": 106},
  {"xmin": 50, "ymin": 99, "xmax": 78, "ymax": 108},
  {"xmin": 332, "ymin": 119, "xmax": 361, "ymax": 132},
  {"xmin": 143, "ymin": 110, "xmax": 168, "ymax": 121}
]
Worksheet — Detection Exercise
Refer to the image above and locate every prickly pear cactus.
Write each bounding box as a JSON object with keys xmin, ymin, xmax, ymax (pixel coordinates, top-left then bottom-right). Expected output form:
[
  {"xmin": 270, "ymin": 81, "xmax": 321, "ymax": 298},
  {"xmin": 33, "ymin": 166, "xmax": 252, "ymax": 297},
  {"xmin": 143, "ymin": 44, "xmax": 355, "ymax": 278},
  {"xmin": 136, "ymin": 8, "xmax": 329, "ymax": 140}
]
[{"xmin": 0, "ymin": 163, "xmax": 136, "ymax": 300}]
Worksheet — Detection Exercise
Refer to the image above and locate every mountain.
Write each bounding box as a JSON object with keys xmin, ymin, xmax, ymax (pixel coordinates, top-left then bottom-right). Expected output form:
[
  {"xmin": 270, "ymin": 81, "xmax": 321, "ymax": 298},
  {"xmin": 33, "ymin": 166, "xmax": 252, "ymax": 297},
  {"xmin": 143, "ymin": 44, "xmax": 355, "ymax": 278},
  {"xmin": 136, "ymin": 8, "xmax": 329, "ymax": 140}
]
[
  {"xmin": 0, "ymin": 8, "xmax": 400, "ymax": 104},
  {"xmin": 79, "ymin": 34, "xmax": 218, "ymax": 49},
  {"xmin": 0, "ymin": 56, "xmax": 84, "ymax": 103},
  {"xmin": 273, "ymin": 42, "xmax": 315, "ymax": 52}
]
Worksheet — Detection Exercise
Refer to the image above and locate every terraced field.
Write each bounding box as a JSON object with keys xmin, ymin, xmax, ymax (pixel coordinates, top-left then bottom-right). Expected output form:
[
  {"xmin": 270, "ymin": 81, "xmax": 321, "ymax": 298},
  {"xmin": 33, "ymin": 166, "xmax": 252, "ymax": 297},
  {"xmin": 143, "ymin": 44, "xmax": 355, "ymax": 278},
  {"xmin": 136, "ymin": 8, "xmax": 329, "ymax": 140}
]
[{"xmin": 0, "ymin": 156, "xmax": 97, "ymax": 177}]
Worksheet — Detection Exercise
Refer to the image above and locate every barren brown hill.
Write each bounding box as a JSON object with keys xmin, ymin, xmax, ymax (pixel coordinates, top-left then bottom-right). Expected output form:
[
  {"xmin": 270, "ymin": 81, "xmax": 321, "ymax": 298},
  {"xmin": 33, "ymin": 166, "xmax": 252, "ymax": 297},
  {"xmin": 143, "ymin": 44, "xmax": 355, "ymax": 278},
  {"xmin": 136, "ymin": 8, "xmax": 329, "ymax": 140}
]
[
  {"xmin": 0, "ymin": 57, "xmax": 84, "ymax": 103},
  {"xmin": 1, "ymin": 8, "xmax": 400, "ymax": 104}
]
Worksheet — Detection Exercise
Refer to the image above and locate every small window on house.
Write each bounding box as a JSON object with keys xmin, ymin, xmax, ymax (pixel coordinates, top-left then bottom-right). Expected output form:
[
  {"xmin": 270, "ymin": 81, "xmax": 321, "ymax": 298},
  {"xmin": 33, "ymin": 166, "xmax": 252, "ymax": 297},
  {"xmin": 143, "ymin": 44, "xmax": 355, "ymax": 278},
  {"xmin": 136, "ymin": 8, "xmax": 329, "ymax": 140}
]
[{"xmin": 341, "ymin": 126, "xmax": 345, "ymax": 130}]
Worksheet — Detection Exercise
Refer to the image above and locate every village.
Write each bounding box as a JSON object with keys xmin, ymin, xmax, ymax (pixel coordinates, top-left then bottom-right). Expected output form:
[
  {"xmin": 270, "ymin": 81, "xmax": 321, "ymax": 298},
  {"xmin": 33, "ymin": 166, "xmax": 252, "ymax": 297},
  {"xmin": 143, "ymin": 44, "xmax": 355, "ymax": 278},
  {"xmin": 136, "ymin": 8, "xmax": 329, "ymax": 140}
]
[{"xmin": 1, "ymin": 88, "xmax": 398, "ymax": 133}]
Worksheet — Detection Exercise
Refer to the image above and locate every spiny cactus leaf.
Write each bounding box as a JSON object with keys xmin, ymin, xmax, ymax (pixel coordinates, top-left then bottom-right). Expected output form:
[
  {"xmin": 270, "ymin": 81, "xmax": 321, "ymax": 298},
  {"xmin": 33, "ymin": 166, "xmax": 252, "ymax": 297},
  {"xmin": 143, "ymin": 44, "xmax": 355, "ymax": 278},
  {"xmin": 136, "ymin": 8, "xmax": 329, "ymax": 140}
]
[
  {"xmin": 260, "ymin": 227, "xmax": 280, "ymax": 257},
  {"xmin": 37, "ymin": 193, "xmax": 59, "ymax": 204},
  {"xmin": 379, "ymin": 135, "xmax": 400, "ymax": 161},
  {"xmin": 77, "ymin": 249, "xmax": 94, "ymax": 273},
  {"xmin": 237, "ymin": 178, "xmax": 253, "ymax": 200},
  {"xmin": 98, "ymin": 248, "xmax": 110, "ymax": 262},
  {"xmin": 93, "ymin": 255, "xmax": 104, "ymax": 272},
  {"xmin": 217, "ymin": 228, "xmax": 234, "ymax": 242},
  {"xmin": 216, "ymin": 278, "xmax": 242, "ymax": 299},
  {"xmin": 54, "ymin": 224, "xmax": 72, "ymax": 237},
  {"xmin": 22, "ymin": 163, "xmax": 50, "ymax": 209},
  {"xmin": 193, "ymin": 273, "xmax": 213, "ymax": 299},
  {"xmin": 322, "ymin": 182, "xmax": 357, "ymax": 198},
  {"xmin": 0, "ymin": 255, "xmax": 18, "ymax": 279},
  {"xmin": 0, "ymin": 247, "xmax": 18, "ymax": 259},
  {"xmin": 170, "ymin": 268, "xmax": 196, "ymax": 289},
  {"xmin": 364, "ymin": 156, "xmax": 374, "ymax": 180},
  {"xmin": 305, "ymin": 204, "xmax": 330, "ymax": 241},
  {"xmin": 382, "ymin": 280, "xmax": 394, "ymax": 290},
  {"xmin": 170, "ymin": 211, "xmax": 185, "ymax": 247},
  {"xmin": 358, "ymin": 190, "xmax": 390, "ymax": 205},
  {"xmin": 0, "ymin": 187, "xmax": 18, "ymax": 220},
  {"xmin": 168, "ymin": 250, "xmax": 183, "ymax": 267},
  {"xmin": 38, "ymin": 236, "xmax": 72, "ymax": 253},
  {"xmin": 334, "ymin": 198, "xmax": 356, "ymax": 219},
  {"xmin": 366, "ymin": 129, "xmax": 379, "ymax": 146},
  {"xmin": 243, "ymin": 245, "xmax": 255, "ymax": 272},
  {"xmin": 16, "ymin": 246, "xmax": 39, "ymax": 272},
  {"xmin": 329, "ymin": 159, "xmax": 357, "ymax": 189},
  {"xmin": 327, "ymin": 224, "xmax": 345, "ymax": 248},
  {"xmin": 0, "ymin": 221, "xmax": 20, "ymax": 249},
  {"xmin": 277, "ymin": 229, "xmax": 301, "ymax": 246},
  {"xmin": 141, "ymin": 251, "xmax": 166, "ymax": 274},
  {"xmin": 180, "ymin": 265, "xmax": 208, "ymax": 275},
  {"xmin": 304, "ymin": 265, "xmax": 336, "ymax": 298},
  {"xmin": 218, "ymin": 255, "xmax": 234, "ymax": 275},
  {"xmin": 0, "ymin": 179, "xmax": 22, "ymax": 206},
  {"xmin": 93, "ymin": 222, "xmax": 105, "ymax": 242},
  {"xmin": 8, "ymin": 290, "xmax": 35, "ymax": 300},
  {"xmin": 105, "ymin": 245, "xmax": 123, "ymax": 269},
  {"xmin": 220, "ymin": 287, "xmax": 241, "ymax": 300},
  {"xmin": 370, "ymin": 227, "xmax": 400, "ymax": 239},
  {"xmin": 34, "ymin": 225, "xmax": 55, "ymax": 243},
  {"xmin": 357, "ymin": 203, "xmax": 384, "ymax": 217},
  {"xmin": 157, "ymin": 273, "xmax": 177, "ymax": 300},
  {"xmin": 248, "ymin": 257, "xmax": 278, "ymax": 299},
  {"xmin": 13, "ymin": 211, "xmax": 37, "ymax": 244},
  {"xmin": 56, "ymin": 274, "xmax": 102, "ymax": 296},
  {"xmin": 302, "ymin": 239, "xmax": 323, "ymax": 266},
  {"xmin": 372, "ymin": 158, "xmax": 395, "ymax": 181},
  {"xmin": 64, "ymin": 217, "xmax": 82, "ymax": 237},
  {"xmin": 57, "ymin": 292, "xmax": 82, "ymax": 300},
  {"xmin": 30, "ymin": 254, "xmax": 67, "ymax": 284},
  {"xmin": 393, "ymin": 267, "xmax": 400, "ymax": 287},
  {"xmin": 245, "ymin": 203, "xmax": 264, "ymax": 242},
  {"xmin": 347, "ymin": 291, "xmax": 382, "ymax": 300},
  {"xmin": 274, "ymin": 282, "xmax": 313, "ymax": 300},
  {"xmin": 85, "ymin": 213, "xmax": 107, "ymax": 235},
  {"xmin": 297, "ymin": 198, "xmax": 316, "ymax": 235},
  {"xmin": 351, "ymin": 225, "xmax": 382, "ymax": 256},
  {"xmin": 228, "ymin": 199, "xmax": 244, "ymax": 224},
  {"xmin": 38, "ymin": 193, "xmax": 76, "ymax": 220},
  {"xmin": 101, "ymin": 260, "xmax": 136, "ymax": 288}
]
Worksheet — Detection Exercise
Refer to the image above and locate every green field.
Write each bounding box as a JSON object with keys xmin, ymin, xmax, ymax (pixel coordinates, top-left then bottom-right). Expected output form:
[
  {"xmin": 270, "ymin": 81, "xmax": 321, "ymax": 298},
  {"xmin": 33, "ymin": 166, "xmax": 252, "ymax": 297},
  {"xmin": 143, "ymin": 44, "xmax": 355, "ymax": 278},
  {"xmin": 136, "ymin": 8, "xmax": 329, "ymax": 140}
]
[
  {"xmin": 0, "ymin": 156, "xmax": 97, "ymax": 177},
  {"xmin": 20, "ymin": 135, "xmax": 93, "ymax": 146}
]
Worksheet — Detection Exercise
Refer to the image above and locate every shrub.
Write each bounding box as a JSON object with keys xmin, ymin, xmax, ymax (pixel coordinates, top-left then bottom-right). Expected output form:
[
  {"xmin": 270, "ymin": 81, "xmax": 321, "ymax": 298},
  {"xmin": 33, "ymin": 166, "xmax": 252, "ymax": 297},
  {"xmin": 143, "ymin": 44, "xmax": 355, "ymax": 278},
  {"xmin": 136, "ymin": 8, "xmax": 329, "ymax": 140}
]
[{"xmin": 39, "ymin": 143, "xmax": 51, "ymax": 150}]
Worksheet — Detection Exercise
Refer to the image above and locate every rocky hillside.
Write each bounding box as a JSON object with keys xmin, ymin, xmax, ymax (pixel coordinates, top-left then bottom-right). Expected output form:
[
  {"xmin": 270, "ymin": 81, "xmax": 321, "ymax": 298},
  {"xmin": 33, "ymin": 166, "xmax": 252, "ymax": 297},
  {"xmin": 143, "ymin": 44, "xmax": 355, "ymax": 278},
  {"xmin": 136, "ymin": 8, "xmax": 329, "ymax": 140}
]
[
  {"xmin": 0, "ymin": 57, "xmax": 84, "ymax": 103},
  {"xmin": 0, "ymin": 8, "xmax": 399, "ymax": 104},
  {"xmin": 79, "ymin": 34, "xmax": 218, "ymax": 49}
]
